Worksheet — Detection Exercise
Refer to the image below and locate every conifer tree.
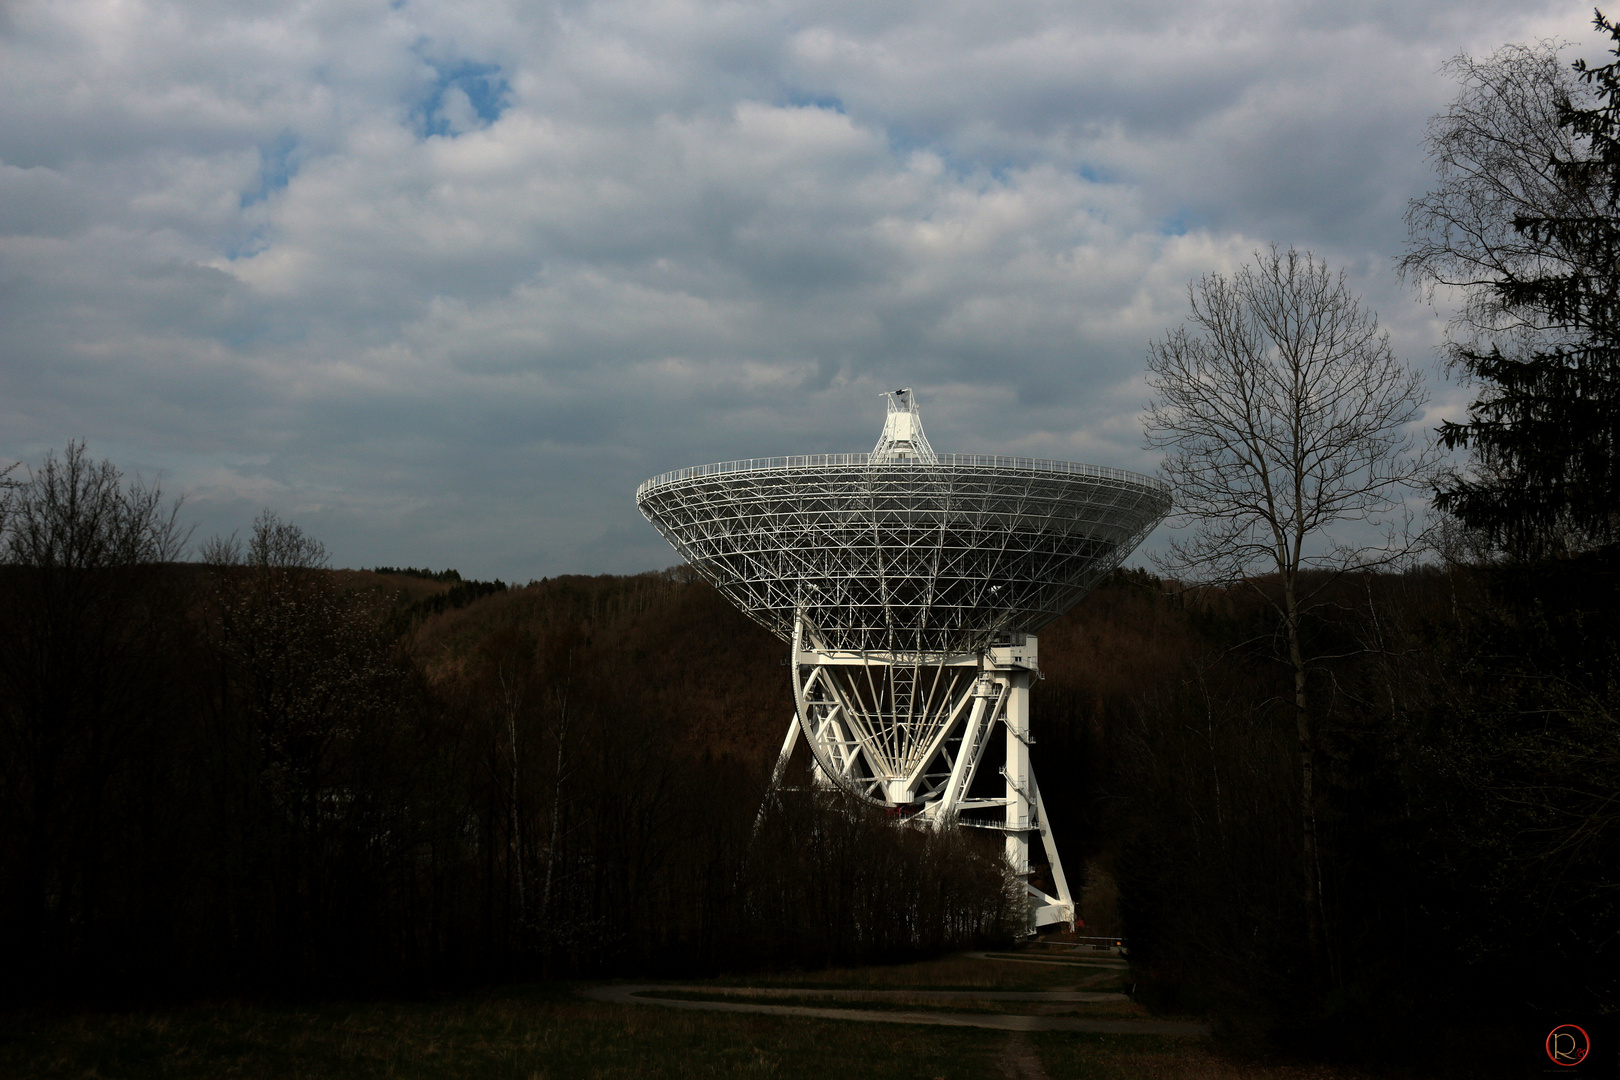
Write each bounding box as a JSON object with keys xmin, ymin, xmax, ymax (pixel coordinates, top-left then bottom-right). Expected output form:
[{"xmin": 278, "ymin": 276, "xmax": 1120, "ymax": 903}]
[{"xmin": 1419, "ymin": 12, "xmax": 1620, "ymax": 555}]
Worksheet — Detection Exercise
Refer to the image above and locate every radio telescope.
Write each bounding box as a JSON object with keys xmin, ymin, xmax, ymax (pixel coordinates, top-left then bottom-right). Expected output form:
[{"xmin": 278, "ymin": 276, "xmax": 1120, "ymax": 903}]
[{"xmin": 636, "ymin": 390, "xmax": 1169, "ymax": 929}]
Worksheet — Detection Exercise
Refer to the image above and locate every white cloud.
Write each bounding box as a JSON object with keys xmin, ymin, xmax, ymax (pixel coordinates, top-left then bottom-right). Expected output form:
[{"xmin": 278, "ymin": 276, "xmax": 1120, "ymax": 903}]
[{"xmin": 0, "ymin": 0, "xmax": 1596, "ymax": 576}]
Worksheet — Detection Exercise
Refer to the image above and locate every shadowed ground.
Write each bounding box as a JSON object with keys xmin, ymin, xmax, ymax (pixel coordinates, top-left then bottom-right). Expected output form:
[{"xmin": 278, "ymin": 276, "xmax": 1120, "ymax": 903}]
[
  {"xmin": 587, "ymin": 947, "xmax": 1204, "ymax": 1036},
  {"xmin": 585, "ymin": 983, "xmax": 1205, "ymax": 1034},
  {"xmin": 3, "ymin": 949, "xmax": 1386, "ymax": 1078}
]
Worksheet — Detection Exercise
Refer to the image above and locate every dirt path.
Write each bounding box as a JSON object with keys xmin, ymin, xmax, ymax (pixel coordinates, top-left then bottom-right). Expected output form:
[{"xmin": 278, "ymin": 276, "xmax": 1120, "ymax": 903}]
[
  {"xmin": 999, "ymin": 1031, "xmax": 1049, "ymax": 1080},
  {"xmin": 623, "ymin": 986, "xmax": 1129, "ymax": 1003},
  {"xmin": 581, "ymin": 984, "xmax": 1206, "ymax": 1035},
  {"xmin": 963, "ymin": 951, "xmax": 1126, "ymax": 967}
]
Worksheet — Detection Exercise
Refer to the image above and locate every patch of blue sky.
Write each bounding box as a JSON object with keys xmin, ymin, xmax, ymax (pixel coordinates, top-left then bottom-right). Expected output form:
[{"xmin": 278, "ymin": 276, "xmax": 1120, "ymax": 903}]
[
  {"xmin": 883, "ymin": 122, "xmax": 942, "ymax": 160},
  {"xmin": 1160, "ymin": 208, "xmax": 1203, "ymax": 236},
  {"xmin": 221, "ymin": 225, "xmax": 271, "ymax": 262},
  {"xmin": 781, "ymin": 90, "xmax": 846, "ymax": 114},
  {"xmin": 411, "ymin": 57, "xmax": 510, "ymax": 138},
  {"xmin": 241, "ymin": 133, "xmax": 299, "ymax": 209},
  {"xmin": 875, "ymin": 122, "xmax": 1030, "ymax": 183}
]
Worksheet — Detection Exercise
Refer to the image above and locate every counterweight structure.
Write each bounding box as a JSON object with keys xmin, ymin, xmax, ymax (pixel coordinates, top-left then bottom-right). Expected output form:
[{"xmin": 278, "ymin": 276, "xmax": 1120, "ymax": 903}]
[{"xmin": 636, "ymin": 391, "xmax": 1169, "ymax": 929}]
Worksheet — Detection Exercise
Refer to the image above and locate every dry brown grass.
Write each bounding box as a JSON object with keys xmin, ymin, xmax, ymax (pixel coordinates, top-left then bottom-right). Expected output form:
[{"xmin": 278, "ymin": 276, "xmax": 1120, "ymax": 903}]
[
  {"xmin": 715, "ymin": 952, "xmax": 1122, "ymax": 991},
  {"xmin": 647, "ymin": 987, "xmax": 1146, "ymax": 1020},
  {"xmin": 1, "ymin": 953, "xmax": 1384, "ymax": 1080},
  {"xmin": 1034, "ymin": 1035, "xmax": 1387, "ymax": 1080}
]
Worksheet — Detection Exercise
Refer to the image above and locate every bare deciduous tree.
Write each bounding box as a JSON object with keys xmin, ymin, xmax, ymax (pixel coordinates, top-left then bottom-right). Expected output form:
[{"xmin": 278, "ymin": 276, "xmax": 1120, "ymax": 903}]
[
  {"xmin": 1142, "ymin": 247, "xmax": 1431, "ymax": 974},
  {"xmin": 2, "ymin": 442, "xmax": 188, "ymax": 569},
  {"xmin": 0, "ymin": 442, "xmax": 189, "ymax": 975},
  {"xmin": 1401, "ymin": 41, "xmax": 1598, "ymax": 348}
]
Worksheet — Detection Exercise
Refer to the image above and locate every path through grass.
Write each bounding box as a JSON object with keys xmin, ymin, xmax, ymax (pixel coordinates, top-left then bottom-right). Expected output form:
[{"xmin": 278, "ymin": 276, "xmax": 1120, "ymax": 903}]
[{"xmin": 2, "ymin": 951, "xmax": 1378, "ymax": 1079}]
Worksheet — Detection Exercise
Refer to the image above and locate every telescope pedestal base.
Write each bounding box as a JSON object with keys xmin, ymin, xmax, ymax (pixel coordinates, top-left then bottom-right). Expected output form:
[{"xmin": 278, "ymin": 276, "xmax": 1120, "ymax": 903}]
[{"xmin": 775, "ymin": 620, "xmax": 1075, "ymax": 934}]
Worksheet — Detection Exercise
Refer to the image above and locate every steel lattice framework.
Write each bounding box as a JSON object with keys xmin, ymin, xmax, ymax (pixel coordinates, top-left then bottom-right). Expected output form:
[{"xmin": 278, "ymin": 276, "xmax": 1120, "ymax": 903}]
[
  {"xmin": 636, "ymin": 391, "xmax": 1170, "ymax": 931},
  {"xmin": 637, "ymin": 454, "xmax": 1167, "ymax": 656}
]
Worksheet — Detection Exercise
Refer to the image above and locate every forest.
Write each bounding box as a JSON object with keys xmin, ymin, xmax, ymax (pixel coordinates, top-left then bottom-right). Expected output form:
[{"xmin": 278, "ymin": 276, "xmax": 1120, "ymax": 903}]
[
  {"xmin": 0, "ymin": 444, "xmax": 1615, "ymax": 1077},
  {"xmin": 0, "ymin": 470, "xmax": 1017, "ymax": 1003}
]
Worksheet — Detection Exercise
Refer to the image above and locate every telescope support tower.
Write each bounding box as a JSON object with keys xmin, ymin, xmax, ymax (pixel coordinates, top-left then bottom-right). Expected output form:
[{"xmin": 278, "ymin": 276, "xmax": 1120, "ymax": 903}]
[
  {"xmin": 639, "ymin": 391, "xmax": 1169, "ymax": 936},
  {"xmin": 775, "ymin": 616, "xmax": 1074, "ymax": 931}
]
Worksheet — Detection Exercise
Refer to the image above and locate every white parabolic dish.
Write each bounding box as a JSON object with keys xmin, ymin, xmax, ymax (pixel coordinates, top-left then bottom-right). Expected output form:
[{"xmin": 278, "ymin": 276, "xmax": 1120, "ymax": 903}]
[{"xmin": 636, "ymin": 445, "xmax": 1171, "ymax": 655}]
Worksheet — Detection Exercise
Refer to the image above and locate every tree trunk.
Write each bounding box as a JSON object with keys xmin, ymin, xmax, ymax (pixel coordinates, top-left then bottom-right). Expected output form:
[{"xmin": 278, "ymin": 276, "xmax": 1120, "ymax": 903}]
[
  {"xmin": 1284, "ymin": 575, "xmax": 1325, "ymax": 982},
  {"xmin": 541, "ymin": 691, "xmax": 569, "ymax": 942}
]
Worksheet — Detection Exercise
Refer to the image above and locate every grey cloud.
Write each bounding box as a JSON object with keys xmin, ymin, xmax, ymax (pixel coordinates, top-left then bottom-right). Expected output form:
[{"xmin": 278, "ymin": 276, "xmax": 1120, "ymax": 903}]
[{"xmin": 0, "ymin": 0, "xmax": 1599, "ymax": 578}]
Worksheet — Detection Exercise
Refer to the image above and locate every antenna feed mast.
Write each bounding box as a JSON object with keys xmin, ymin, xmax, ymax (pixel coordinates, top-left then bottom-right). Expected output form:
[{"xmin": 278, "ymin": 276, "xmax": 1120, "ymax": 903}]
[{"xmin": 872, "ymin": 387, "xmax": 939, "ymax": 463}]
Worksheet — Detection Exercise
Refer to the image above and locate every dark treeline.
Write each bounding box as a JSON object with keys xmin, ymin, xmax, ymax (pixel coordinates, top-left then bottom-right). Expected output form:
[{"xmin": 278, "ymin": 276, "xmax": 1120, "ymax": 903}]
[
  {"xmin": 0, "ymin": 445, "xmax": 1017, "ymax": 1002},
  {"xmin": 404, "ymin": 577, "xmax": 508, "ymax": 619},
  {"xmin": 1029, "ymin": 554, "xmax": 1620, "ymax": 1074},
  {"xmin": 370, "ymin": 566, "xmax": 464, "ymax": 582}
]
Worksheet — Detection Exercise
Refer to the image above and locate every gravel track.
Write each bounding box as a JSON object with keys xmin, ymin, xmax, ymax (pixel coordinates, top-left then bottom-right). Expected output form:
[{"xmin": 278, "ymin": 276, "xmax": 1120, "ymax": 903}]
[{"xmin": 582, "ymin": 984, "xmax": 1207, "ymax": 1036}]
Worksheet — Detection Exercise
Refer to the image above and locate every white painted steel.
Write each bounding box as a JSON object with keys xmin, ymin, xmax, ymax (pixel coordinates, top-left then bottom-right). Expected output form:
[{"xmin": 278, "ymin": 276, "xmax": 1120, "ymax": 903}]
[
  {"xmin": 636, "ymin": 459, "xmax": 1167, "ymax": 656},
  {"xmin": 636, "ymin": 391, "xmax": 1169, "ymax": 932},
  {"xmin": 871, "ymin": 387, "xmax": 938, "ymax": 463}
]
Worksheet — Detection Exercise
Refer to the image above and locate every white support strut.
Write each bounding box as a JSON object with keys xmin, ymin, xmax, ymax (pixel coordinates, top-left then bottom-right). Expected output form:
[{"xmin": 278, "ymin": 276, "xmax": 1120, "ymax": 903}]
[{"xmin": 783, "ymin": 614, "xmax": 1075, "ymax": 931}]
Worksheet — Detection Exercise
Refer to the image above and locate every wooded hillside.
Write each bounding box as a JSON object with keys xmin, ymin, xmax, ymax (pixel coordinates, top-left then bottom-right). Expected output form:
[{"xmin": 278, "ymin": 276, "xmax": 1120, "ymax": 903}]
[{"xmin": 2, "ymin": 455, "xmax": 1616, "ymax": 1078}]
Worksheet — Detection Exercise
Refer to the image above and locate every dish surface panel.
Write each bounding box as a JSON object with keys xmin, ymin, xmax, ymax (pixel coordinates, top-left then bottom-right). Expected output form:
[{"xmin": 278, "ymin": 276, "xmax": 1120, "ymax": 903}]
[{"xmin": 637, "ymin": 456, "xmax": 1171, "ymax": 654}]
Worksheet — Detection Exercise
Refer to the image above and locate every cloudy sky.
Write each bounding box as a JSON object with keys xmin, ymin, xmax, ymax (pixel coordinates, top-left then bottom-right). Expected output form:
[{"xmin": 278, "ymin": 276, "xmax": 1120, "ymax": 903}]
[{"xmin": 0, "ymin": 0, "xmax": 1605, "ymax": 578}]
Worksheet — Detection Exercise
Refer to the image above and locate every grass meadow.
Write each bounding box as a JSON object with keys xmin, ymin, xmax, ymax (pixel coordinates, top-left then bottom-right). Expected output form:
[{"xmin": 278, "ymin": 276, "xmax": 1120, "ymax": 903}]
[{"xmin": 2, "ymin": 953, "xmax": 1383, "ymax": 1079}]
